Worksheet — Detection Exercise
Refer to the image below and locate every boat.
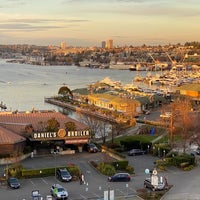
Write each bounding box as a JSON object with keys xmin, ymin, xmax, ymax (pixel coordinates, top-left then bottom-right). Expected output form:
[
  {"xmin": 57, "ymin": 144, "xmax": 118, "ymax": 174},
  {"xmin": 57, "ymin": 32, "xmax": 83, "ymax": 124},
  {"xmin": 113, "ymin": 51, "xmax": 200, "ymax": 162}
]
[
  {"xmin": 136, "ymin": 63, "xmax": 148, "ymax": 71},
  {"xmin": 109, "ymin": 62, "xmax": 133, "ymax": 70}
]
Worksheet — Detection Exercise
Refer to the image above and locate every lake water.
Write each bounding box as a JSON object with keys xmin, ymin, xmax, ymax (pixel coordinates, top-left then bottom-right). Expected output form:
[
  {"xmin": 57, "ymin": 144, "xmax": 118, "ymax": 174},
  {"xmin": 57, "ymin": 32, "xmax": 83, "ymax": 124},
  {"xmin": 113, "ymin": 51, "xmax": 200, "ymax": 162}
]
[{"xmin": 0, "ymin": 59, "xmax": 150, "ymax": 112}]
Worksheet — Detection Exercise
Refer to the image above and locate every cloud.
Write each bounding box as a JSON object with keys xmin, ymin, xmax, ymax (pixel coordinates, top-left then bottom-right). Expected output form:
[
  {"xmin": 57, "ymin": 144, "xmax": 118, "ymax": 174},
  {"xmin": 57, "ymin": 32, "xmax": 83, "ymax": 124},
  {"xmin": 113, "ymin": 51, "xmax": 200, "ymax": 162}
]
[
  {"xmin": 0, "ymin": 23, "xmax": 62, "ymax": 31},
  {"xmin": 0, "ymin": 17, "xmax": 90, "ymax": 32},
  {"xmin": 60, "ymin": 0, "xmax": 200, "ymax": 19}
]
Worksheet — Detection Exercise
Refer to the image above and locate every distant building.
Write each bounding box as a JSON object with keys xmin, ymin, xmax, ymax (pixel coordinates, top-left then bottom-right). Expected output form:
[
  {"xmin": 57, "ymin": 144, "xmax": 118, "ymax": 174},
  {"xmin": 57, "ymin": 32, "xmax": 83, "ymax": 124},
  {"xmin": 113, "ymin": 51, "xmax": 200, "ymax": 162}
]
[
  {"xmin": 106, "ymin": 39, "xmax": 113, "ymax": 49},
  {"xmin": 87, "ymin": 93, "xmax": 141, "ymax": 114},
  {"xmin": 101, "ymin": 41, "xmax": 106, "ymax": 48},
  {"xmin": 61, "ymin": 41, "xmax": 67, "ymax": 50},
  {"xmin": 178, "ymin": 83, "xmax": 200, "ymax": 105}
]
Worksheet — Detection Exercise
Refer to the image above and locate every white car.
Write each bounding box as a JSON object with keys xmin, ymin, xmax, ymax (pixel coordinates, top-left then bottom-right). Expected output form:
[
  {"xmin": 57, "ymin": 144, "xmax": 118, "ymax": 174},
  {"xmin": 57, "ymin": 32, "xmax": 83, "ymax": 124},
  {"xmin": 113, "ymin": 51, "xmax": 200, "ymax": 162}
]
[
  {"xmin": 50, "ymin": 184, "xmax": 68, "ymax": 199},
  {"xmin": 144, "ymin": 177, "xmax": 167, "ymax": 191}
]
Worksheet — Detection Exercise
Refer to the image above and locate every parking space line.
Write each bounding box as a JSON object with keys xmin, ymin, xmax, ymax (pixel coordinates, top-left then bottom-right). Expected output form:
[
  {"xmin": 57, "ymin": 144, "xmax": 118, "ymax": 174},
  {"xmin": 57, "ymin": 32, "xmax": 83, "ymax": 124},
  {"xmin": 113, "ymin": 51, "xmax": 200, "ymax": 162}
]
[
  {"xmin": 129, "ymin": 187, "xmax": 137, "ymax": 193},
  {"xmin": 29, "ymin": 180, "xmax": 36, "ymax": 186},
  {"xmin": 80, "ymin": 194, "xmax": 87, "ymax": 199},
  {"xmin": 41, "ymin": 178, "xmax": 49, "ymax": 185},
  {"xmin": 115, "ymin": 188, "xmax": 125, "ymax": 195},
  {"xmin": 92, "ymin": 192, "xmax": 101, "ymax": 198}
]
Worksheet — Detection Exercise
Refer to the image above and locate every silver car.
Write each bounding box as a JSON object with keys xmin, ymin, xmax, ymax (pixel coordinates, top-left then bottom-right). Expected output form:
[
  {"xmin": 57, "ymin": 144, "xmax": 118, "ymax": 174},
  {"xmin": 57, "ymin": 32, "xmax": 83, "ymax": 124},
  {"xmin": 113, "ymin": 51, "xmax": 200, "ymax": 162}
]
[
  {"xmin": 144, "ymin": 177, "xmax": 167, "ymax": 191},
  {"xmin": 50, "ymin": 184, "xmax": 68, "ymax": 199}
]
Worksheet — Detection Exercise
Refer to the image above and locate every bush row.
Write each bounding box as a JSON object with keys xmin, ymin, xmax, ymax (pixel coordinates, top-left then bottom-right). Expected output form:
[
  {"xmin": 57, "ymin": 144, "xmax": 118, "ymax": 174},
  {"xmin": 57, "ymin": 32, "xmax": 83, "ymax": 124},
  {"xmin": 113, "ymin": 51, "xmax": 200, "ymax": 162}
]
[{"xmin": 7, "ymin": 164, "xmax": 80, "ymax": 180}]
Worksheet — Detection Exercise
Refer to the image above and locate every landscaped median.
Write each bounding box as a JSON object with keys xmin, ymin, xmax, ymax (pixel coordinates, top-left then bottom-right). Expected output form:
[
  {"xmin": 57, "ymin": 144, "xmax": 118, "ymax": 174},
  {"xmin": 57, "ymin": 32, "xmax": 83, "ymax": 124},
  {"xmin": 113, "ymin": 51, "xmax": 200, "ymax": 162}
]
[
  {"xmin": 89, "ymin": 145, "xmax": 134, "ymax": 176},
  {"xmin": 5, "ymin": 162, "xmax": 81, "ymax": 181}
]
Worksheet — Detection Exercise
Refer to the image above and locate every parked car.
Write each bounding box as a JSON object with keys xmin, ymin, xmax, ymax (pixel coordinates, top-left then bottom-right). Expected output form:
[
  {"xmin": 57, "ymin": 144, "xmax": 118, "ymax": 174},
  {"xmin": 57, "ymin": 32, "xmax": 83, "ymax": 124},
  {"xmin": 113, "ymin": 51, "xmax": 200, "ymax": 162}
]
[
  {"xmin": 128, "ymin": 149, "xmax": 146, "ymax": 156},
  {"xmin": 31, "ymin": 190, "xmax": 42, "ymax": 200},
  {"xmin": 56, "ymin": 168, "xmax": 72, "ymax": 182},
  {"xmin": 87, "ymin": 143, "xmax": 99, "ymax": 153},
  {"xmin": 108, "ymin": 173, "xmax": 131, "ymax": 182},
  {"xmin": 195, "ymin": 147, "xmax": 200, "ymax": 155},
  {"xmin": 144, "ymin": 177, "xmax": 167, "ymax": 191},
  {"xmin": 7, "ymin": 177, "xmax": 20, "ymax": 189},
  {"xmin": 50, "ymin": 183, "xmax": 68, "ymax": 199}
]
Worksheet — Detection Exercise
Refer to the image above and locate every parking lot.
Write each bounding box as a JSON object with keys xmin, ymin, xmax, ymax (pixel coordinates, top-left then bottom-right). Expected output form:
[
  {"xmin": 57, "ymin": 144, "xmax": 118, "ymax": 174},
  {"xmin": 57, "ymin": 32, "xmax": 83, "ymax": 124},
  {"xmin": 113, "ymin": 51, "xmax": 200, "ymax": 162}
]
[{"xmin": 0, "ymin": 152, "xmax": 160, "ymax": 200}]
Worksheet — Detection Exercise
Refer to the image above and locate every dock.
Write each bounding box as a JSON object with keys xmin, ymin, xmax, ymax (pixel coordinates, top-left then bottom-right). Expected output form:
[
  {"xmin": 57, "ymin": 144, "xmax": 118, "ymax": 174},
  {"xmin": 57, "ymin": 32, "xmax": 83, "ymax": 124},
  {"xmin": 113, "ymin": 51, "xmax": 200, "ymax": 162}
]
[{"xmin": 44, "ymin": 97, "xmax": 117, "ymax": 124}]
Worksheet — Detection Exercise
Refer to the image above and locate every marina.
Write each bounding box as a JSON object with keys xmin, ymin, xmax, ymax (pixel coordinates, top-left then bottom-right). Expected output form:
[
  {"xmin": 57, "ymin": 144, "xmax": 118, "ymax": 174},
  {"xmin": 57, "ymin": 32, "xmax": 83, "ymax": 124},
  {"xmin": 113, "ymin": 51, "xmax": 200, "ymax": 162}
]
[{"xmin": 0, "ymin": 59, "xmax": 200, "ymax": 112}]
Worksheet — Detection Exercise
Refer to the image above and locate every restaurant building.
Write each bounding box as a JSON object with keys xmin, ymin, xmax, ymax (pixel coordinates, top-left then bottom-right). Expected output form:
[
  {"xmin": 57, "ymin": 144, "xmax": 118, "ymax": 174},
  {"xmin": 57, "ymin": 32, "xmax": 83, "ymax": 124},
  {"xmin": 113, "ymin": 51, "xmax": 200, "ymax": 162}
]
[{"xmin": 0, "ymin": 110, "xmax": 91, "ymax": 156}]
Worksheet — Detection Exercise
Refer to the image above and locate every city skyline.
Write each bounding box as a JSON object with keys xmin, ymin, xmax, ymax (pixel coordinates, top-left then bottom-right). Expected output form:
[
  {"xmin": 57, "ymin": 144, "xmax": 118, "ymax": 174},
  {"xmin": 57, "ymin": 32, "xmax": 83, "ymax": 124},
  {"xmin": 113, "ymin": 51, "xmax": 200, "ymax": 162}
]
[{"xmin": 0, "ymin": 0, "xmax": 200, "ymax": 47}]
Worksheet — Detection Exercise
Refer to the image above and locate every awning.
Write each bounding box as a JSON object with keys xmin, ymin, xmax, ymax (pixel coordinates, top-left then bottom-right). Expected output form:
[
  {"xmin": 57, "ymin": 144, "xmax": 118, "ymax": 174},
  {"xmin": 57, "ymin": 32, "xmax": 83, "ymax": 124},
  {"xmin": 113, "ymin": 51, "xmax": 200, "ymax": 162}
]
[{"xmin": 65, "ymin": 139, "xmax": 88, "ymax": 144}]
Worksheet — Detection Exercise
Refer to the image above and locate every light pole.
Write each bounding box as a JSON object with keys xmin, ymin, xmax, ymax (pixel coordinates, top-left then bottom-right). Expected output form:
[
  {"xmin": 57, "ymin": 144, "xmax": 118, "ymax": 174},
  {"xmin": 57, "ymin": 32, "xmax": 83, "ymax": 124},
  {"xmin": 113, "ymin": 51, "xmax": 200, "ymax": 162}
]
[
  {"xmin": 163, "ymin": 150, "xmax": 166, "ymax": 159},
  {"xmin": 54, "ymin": 150, "xmax": 59, "ymax": 178}
]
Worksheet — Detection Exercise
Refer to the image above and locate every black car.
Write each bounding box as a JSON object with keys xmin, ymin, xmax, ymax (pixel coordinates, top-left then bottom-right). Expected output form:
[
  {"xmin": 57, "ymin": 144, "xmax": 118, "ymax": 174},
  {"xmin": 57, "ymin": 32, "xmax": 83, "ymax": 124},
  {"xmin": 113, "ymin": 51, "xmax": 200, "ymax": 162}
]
[
  {"xmin": 196, "ymin": 147, "xmax": 200, "ymax": 155},
  {"xmin": 56, "ymin": 168, "xmax": 72, "ymax": 182},
  {"xmin": 7, "ymin": 177, "xmax": 20, "ymax": 189},
  {"xmin": 128, "ymin": 149, "xmax": 146, "ymax": 156},
  {"xmin": 87, "ymin": 143, "xmax": 99, "ymax": 153},
  {"xmin": 108, "ymin": 173, "xmax": 131, "ymax": 182}
]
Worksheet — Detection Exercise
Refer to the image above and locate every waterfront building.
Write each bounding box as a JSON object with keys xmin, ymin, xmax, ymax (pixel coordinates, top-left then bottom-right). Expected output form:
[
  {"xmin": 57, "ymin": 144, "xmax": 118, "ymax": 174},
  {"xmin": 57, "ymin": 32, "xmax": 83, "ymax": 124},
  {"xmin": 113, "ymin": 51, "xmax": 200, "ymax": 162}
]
[
  {"xmin": 177, "ymin": 83, "xmax": 200, "ymax": 105},
  {"xmin": 0, "ymin": 110, "xmax": 91, "ymax": 156},
  {"xmin": 87, "ymin": 93, "xmax": 142, "ymax": 115}
]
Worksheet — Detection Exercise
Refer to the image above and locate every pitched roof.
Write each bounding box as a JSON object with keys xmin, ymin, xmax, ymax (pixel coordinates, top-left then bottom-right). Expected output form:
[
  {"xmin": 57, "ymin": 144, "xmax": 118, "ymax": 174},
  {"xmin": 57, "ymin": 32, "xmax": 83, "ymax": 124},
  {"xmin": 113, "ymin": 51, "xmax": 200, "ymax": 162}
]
[
  {"xmin": 0, "ymin": 110, "xmax": 88, "ymax": 134},
  {"xmin": 0, "ymin": 126, "xmax": 25, "ymax": 144}
]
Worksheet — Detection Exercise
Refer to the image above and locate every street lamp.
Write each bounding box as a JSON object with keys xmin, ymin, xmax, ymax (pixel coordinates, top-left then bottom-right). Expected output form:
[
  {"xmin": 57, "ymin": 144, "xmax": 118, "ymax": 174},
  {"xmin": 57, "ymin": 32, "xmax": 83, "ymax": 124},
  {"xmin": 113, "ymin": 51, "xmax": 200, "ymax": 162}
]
[
  {"xmin": 163, "ymin": 150, "xmax": 166, "ymax": 158},
  {"xmin": 54, "ymin": 150, "xmax": 59, "ymax": 178},
  {"xmin": 147, "ymin": 145, "xmax": 150, "ymax": 154}
]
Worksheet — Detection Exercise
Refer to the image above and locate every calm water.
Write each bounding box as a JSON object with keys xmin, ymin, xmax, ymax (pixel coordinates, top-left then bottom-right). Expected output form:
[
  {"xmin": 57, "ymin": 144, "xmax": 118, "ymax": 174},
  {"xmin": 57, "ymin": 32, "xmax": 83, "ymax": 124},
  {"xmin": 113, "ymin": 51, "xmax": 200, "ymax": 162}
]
[{"xmin": 0, "ymin": 59, "xmax": 150, "ymax": 112}]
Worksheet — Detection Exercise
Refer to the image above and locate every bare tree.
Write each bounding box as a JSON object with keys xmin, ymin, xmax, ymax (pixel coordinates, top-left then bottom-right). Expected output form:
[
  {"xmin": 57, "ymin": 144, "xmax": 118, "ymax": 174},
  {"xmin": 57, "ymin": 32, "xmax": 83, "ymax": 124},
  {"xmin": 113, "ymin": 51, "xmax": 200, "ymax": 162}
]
[{"xmin": 78, "ymin": 114, "xmax": 110, "ymax": 143}]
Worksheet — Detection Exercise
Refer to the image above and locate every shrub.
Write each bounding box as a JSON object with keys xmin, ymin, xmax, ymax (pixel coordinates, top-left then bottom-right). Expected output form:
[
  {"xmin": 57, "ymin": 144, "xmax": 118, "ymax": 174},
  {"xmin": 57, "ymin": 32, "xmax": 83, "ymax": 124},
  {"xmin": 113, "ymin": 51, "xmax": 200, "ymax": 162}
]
[
  {"xmin": 112, "ymin": 160, "xmax": 128, "ymax": 170},
  {"xmin": 23, "ymin": 146, "xmax": 32, "ymax": 154},
  {"xmin": 97, "ymin": 162, "xmax": 115, "ymax": 176},
  {"xmin": 173, "ymin": 154, "xmax": 195, "ymax": 167},
  {"xmin": 126, "ymin": 165, "xmax": 134, "ymax": 174},
  {"xmin": 7, "ymin": 164, "xmax": 24, "ymax": 178},
  {"xmin": 183, "ymin": 165, "xmax": 194, "ymax": 171},
  {"xmin": 180, "ymin": 162, "xmax": 189, "ymax": 168},
  {"xmin": 102, "ymin": 164, "xmax": 115, "ymax": 176}
]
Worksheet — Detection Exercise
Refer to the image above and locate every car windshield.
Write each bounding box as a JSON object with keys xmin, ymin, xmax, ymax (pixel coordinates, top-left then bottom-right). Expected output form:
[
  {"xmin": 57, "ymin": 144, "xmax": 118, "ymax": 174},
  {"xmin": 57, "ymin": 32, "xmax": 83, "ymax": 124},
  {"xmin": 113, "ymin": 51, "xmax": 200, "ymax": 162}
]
[
  {"xmin": 57, "ymin": 188, "xmax": 65, "ymax": 192},
  {"xmin": 9, "ymin": 178, "xmax": 18, "ymax": 183},
  {"xmin": 61, "ymin": 171, "xmax": 70, "ymax": 175}
]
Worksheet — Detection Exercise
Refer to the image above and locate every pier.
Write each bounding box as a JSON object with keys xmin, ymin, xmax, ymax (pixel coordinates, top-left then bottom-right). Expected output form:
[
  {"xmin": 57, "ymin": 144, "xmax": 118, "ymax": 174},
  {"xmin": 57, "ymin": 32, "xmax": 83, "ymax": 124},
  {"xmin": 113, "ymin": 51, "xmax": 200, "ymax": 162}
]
[{"xmin": 44, "ymin": 97, "xmax": 117, "ymax": 124}]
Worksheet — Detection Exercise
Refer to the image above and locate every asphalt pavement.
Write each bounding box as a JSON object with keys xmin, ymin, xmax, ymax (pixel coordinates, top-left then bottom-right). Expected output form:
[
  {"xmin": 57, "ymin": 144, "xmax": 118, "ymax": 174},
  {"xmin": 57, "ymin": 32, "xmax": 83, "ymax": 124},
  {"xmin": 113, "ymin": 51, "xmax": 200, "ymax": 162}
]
[{"xmin": 1, "ymin": 130, "xmax": 200, "ymax": 200}]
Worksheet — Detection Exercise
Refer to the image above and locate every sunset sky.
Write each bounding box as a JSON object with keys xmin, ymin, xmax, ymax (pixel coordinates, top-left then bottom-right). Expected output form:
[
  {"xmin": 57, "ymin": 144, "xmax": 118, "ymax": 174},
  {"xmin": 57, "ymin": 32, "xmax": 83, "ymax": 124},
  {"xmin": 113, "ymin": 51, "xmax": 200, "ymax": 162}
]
[{"xmin": 0, "ymin": 0, "xmax": 200, "ymax": 47}]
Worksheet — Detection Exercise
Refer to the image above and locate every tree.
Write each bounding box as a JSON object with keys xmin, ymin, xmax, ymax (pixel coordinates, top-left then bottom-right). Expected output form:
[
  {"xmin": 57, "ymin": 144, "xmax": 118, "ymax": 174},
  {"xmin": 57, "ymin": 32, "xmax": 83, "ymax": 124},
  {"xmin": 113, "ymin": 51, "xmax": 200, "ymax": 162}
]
[
  {"xmin": 78, "ymin": 114, "xmax": 111, "ymax": 143},
  {"xmin": 58, "ymin": 86, "xmax": 73, "ymax": 100},
  {"xmin": 45, "ymin": 117, "xmax": 60, "ymax": 132},
  {"xmin": 65, "ymin": 121, "xmax": 76, "ymax": 131},
  {"xmin": 164, "ymin": 97, "xmax": 193, "ymax": 152}
]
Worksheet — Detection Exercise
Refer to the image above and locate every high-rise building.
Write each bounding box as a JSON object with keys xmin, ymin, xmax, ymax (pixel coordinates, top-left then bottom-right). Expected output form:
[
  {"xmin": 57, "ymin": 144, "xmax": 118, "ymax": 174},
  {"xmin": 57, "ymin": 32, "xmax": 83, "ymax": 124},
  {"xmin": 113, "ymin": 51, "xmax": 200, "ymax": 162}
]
[
  {"xmin": 101, "ymin": 41, "xmax": 106, "ymax": 48},
  {"xmin": 106, "ymin": 39, "xmax": 113, "ymax": 49},
  {"xmin": 61, "ymin": 41, "xmax": 67, "ymax": 50}
]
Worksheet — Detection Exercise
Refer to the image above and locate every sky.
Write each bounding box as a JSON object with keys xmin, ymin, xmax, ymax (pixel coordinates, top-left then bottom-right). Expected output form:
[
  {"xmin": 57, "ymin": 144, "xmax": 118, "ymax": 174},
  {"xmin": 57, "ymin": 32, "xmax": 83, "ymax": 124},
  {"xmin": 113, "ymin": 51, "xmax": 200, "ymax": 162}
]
[{"xmin": 0, "ymin": 0, "xmax": 200, "ymax": 47}]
